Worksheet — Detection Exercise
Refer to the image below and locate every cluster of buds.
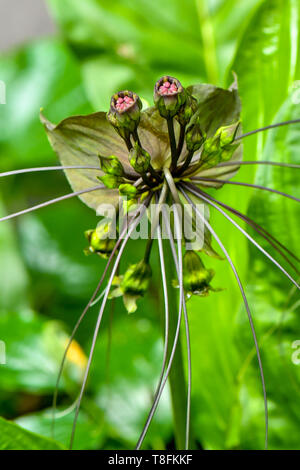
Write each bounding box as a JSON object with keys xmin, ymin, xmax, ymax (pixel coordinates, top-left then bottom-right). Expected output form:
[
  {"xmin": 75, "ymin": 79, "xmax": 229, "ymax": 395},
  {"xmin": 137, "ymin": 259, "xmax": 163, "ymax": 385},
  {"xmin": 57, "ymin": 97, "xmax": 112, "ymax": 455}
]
[
  {"xmin": 90, "ymin": 76, "xmax": 235, "ymax": 310},
  {"xmin": 109, "ymin": 260, "xmax": 152, "ymax": 313},
  {"xmin": 84, "ymin": 219, "xmax": 117, "ymax": 259},
  {"xmin": 201, "ymin": 122, "xmax": 241, "ymax": 168}
]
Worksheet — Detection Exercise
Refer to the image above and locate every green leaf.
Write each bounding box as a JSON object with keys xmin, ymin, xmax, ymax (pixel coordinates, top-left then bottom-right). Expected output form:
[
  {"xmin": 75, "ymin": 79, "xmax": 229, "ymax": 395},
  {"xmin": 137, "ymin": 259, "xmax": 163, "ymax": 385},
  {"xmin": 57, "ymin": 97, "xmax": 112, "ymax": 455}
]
[
  {"xmin": 228, "ymin": 0, "xmax": 300, "ymax": 160},
  {"xmin": 40, "ymin": 111, "xmax": 124, "ymax": 213},
  {"xmin": 0, "ymin": 416, "xmax": 65, "ymax": 450},
  {"xmin": 0, "ymin": 310, "xmax": 84, "ymax": 394},
  {"xmin": 15, "ymin": 408, "xmax": 103, "ymax": 450},
  {"xmin": 188, "ymin": 81, "xmax": 243, "ymax": 184},
  {"xmin": 138, "ymin": 106, "xmax": 171, "ymax": 169}
]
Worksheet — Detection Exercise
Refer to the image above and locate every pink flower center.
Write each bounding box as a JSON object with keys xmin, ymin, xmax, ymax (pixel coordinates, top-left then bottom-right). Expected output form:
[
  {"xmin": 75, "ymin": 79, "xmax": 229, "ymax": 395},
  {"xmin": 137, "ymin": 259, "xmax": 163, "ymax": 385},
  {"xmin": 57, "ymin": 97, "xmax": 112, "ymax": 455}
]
[
  {"xmin": 115, "ymin": 95, "xmax": 135, "ymax": 112},
  {"xmin": 158, "ymin": 81, "xmax": 178, "ymax": 96}
]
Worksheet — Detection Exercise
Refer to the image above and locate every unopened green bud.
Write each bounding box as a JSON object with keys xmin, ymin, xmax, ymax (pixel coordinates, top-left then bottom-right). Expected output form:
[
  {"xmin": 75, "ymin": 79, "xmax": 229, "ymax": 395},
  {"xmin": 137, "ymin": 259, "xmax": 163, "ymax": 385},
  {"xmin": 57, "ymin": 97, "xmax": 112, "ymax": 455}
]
[
  {"xmin": 99, "ymin": 174, "xmax": 122, "ymax": 189},
  {"xmin": 220, "ymin": 143, "xmax": 240, "ymax": 162},
  {"xmin": 176, "ymin": 92, "xmax": 198, "ymax": 126},
  {"xmin": 201, "ymin": 122, "xmax": 241, "ymax": 167},
  {"xmin": 122, "ymin": 260, "xmax": 152, "ymax": 297},
  {"xmin": 203, "ymin": 135, "xmax": 220, "ymax": 155},
  {"xmin": 119, "ymin": 183, "xmax": 137, "ymax": 200},
  {"xmin": 183, "ymin": 251, "xmax": 215, "ymax": 297},
  {"xmin": 215, "ymin": 121, "xmax": 241, "ymax": 147},
  {"xmin": 185, "ymin": 116, "xmax": 205, "ymax": 152},
  {"xmin": 154, "ymin": 76, "xmax": 186, "ymax": 119},
  {"xmin": 84, "ymin": 220, "xmax": 117, "ymax": 259},
  {"xmin": 99, "ymin": 155, "xmax": 124, "ymax": 176},
  {"xmin": 109, "ymin": 260, "xmax": 152, "ymax": 313},
  {"xmin": 129, "ymin": 142, "xmax": 151, "ymax": 174},
  {"xmin": 107, "ymin": 90, "xmax": 142, "ymax": 140}
]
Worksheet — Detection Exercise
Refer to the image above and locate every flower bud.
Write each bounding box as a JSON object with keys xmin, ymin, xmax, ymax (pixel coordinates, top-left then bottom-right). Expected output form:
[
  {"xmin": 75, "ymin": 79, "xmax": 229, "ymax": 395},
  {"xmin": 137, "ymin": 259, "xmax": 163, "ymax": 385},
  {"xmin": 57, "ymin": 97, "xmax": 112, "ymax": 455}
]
[
  {"xmin": 107, "ymin": 90, "xmax": 142, "ymax": 140},
  {"xmin": 201, "ymin": 121, "xmax": 241, "ymax": 167},
  {"xmin": 129, "ymin": 142, "xmax": 151, "ymax": 174},
  {"xmin": 215, "ymin": 121, "xmax": 240, "ymax": 147},
  {"xmin": 185, "ymin": 116, "xmax": 205, "ymax": 152},
  {"xmin": 122, "ymin": 260, "xmax": 152, "ymax": 297},
  {"xmin": 202, "ymin": 135, "xmax": 221, "ymax": 159},
  {"xmin": 119, "ymin": 183, "xmax": 137, "ymax": 200},
  {"xmin": 84, "ymin": 220, "xmax": 117, "ymax": 259},
  {"xmin": 154, "ymin": 76, "xmax": 186, "ymax": 119},
  {"xmin": 183, "ymin": 251, "xmax": 215, "ymax": 297},
  {"xmin": 109, "ymin": 260, "xmax": 152, "ymax": 313},
  {"xmin": 99, "ymin": 154, "xmax": 124, "ymax": 176},
  {"xmin": 176, "ymin": 92, "xmax": 198, "ymax": 126},
  {"xmin": 220, "ymin": 143, "xmax": 240, "ymax": 162},
  {"xmin": 99, "ymin": 174, "xmax": 122, "ymax": 189}
]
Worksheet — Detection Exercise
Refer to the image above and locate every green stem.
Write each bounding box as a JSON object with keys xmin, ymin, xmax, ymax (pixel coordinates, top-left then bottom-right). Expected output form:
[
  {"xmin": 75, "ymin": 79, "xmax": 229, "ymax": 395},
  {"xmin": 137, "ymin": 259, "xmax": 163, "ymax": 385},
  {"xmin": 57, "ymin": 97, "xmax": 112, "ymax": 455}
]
[
  {"xmin": 195, "ymin": 0, "xmax": 218, "ymax": 84},
  {"xmin": 176, "ymin": 150, "xmax": 194, "ymax": 177},
  {"xmin": 162, "ymin": 227, "xmax": 187, "ymax": 450},
  {"xmin": 177, "ymin": 124, "xmax": 186, "ymax": 158},
  {"xmin": 144, "ymin": 237, "xmax": 154, "ymax": 263},
  {"xmin": 167, "ymin": 118, "xmax": 178, "ymax": 171}
]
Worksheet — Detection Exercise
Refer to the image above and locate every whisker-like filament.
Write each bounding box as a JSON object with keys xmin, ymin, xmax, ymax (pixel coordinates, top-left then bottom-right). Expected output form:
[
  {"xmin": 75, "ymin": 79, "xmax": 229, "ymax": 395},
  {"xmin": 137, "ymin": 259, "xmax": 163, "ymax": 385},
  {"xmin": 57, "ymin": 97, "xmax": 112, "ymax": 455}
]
[
  {"xmin": 180, "ymin": 186, "xmax": 268, "ymax": 450},
  {"xmin": 0, "ymin": 185, "xmax": 105, "ymax": 223},
  {"xmin": 136, "ymin": 198, "xmax": 185, "ymax": 450},
  {"xmin": 0, "ymin": 165, "xmax": 101, "ymax": 178},
  {"xmin": 183, "ymin": 159, "xmax": 300, "ymax": 180},
  {"xmin": 69, "ymin": 194, "xmax": 152, "ymax": 449},
  {"xmin": 182, "ymin": 282, "xmax": 191, "ymax": 450},
  {"xmin": 164, "ymin": 210, "xmax": 191, "ymax": 450},
  {"xmin": 234, "ymin": 119, "xmax": 300, "ymax": 141},
  {"xmin": 164, "ymin": 169, "xmax": 191, "ymax": 449},
  {"xmin": 52, "ymin": 209, "xmax": 143, "ymax": 438},
  {"xmin": 135, "ymin": 218, "xmax": 169, "ymax": 450},
  {"xmin": 191, "ymin": 177, "xmax": 300, "ymax": 203},
  {"xmin": 184, "ymin": 183, "xmax": 300, "ymax": 290},
  {"xmin": 191, "ymin": 191, "xmax": 300, "ymax": 274},
  {"xmin": 90, "ymin": 287, "xmax": 107, "ymax": 307},
  {"xmin": 216, "ymin": 160, "xmax": 300, "ymax": 170}
]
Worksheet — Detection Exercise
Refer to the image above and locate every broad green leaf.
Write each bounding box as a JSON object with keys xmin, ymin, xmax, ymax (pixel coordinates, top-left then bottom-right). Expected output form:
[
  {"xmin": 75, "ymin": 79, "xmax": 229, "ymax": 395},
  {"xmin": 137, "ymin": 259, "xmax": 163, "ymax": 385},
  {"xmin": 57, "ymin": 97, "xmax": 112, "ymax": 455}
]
[
  {"xmin": 228, "ymin": 0, "xmax": 300, "ymax": 162},
  {"xmin": 138, "ymin": 107, "xmax": 171, "ymax": 169},
  {"xmin": 188, "ymin": 82, "xmax": 241, "ymax": 136},
  {"xmin": 0, "ymin": 416, "xmax": 65, "ymax": 450},
  {"xmin": 16, "ymin": 408, "xmax": 103, "ymax": 450},
  {"xmin": 188, "ymin": 81, "xmax": 243, "ymax": 183},
  {"xmin": 0, "ymin": 310, "xmax": 85, "ymax": 393},
  {"xmin": 41, "ymin": 111, "xmax": 124, "ymax": 213}
]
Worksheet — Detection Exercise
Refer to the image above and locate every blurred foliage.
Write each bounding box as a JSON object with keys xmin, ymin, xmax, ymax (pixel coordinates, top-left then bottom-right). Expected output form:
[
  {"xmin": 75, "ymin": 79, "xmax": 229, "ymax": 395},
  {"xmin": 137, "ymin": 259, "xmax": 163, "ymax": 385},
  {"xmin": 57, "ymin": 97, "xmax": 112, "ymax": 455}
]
[{"xmin": 0, "ymin": 0, "xmax": 299, "ymax": 450}]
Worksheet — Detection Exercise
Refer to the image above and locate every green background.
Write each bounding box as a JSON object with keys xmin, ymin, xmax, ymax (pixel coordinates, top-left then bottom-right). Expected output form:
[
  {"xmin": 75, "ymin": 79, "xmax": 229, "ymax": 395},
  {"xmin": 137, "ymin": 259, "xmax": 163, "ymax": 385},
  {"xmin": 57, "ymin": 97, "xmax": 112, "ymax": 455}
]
[{"xmin": 0, "ymin": 0, "xmax": 299, "ymax": 450}]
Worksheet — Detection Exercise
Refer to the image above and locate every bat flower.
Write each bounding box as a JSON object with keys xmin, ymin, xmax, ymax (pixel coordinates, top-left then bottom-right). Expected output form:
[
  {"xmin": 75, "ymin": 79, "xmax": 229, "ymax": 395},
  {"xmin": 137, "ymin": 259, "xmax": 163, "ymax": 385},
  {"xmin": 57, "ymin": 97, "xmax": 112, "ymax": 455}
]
[{"xmin": 2, "ymin": 75, "xmax": 300, "ymax": 451}]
